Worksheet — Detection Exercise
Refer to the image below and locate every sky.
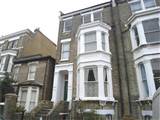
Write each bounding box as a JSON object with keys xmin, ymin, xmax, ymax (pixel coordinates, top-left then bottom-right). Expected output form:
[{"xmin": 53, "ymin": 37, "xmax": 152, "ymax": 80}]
[{"xmin": 0, "ymin": 0, "xmax": 109, "ymax": 44}]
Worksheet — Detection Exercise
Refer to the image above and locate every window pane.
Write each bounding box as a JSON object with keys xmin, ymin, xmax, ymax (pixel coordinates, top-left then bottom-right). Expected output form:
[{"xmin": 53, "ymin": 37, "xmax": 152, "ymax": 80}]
[
  {"xmin": 140, "ymin": 63, "xmax": 149, "ymax": 97},
  {"xmin": 102, "ymin": 32, "xmax": 106, "ymax": 50},
  {"xmin": 62, "ymin": 43, "xmax": 70, "ymax": 52},
  {"xmin": 12, "ymin": 40, "xmax": 18, "ymax": 48},
  {"xmin": 133, "ymin": 26, "xmax": 140, "ymax": 46},
  {"xmin": 151, "ymin": 59, "xmax": 160, "ymax": 89},
  {"xmin": 145, "ymin": 31, "xmax": 160, "ymax": 42},
  {"xmin": 61, "ymin": 43, "xmax": 70, "ymax": 60},
  {"xmin": 8, "ymin": 42, "xmax": 13, "ymax": 49},
  {"xmin": 93, "ymin": 11, "xmax": 102, "ymax": 21},
  {"xmin": 20, "ymin": 89, "xmax": 27, "ymax": 107},
  {"xmin": 85, "ymin": 32, "xmax": 97, "ymax": 52},
  {"xmin": 83, "ymin": 14, "xmax": 91, "ymax": 24},
  {"xmin": 85, "ymin": 66, "xmax": 98, "ymax": 97},
  {"xmin": 85, "ymin": 67, "xmax": 97, "ymax": 81},
  {"xmin": 143, "ymin": 19, "xmax": 159, "ymax": 32},
  {"xmin": 144, "ymin": 0, "xmax": 155, "ymax": 8},
  {"xmin": 28, "ymin": 65, "xmax": 36, "ymax": 80},
  {"xmin": 62, "ymin": 51, "xmax": 69, "ymax": 60},
  {"xmin": 64, "ymin": 19, "xmax": 72, "ymax": 32},
  {"xmin": 85, "ymin": 32, "xmax": 96, "ymax": 43},
  {"xmin": 143, "ymin": 18, "xmax": 160, "ymax": 43},
  {"xmin": 104, "ymin": 67, "xmax": 107, "ymax": 82},
  {"xmin": 85, "ymin": 42, "xmax": 97, "ymax": 52},
  {"xmin": 130, "ymin": 1, "xmax": 142, "ymax": 12},
  {"xmin": 14, "ymin": 67, "xmax": 19, "ymax": 80}
]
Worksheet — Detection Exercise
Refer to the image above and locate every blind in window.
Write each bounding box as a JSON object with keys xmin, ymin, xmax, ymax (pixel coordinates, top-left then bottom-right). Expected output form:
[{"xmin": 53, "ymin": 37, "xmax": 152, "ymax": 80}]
[
  {"xmin": 142, "ymin": 18, "xmax": 160, "ymax": 43},
  {"xmin": 85, "ymin": 32, "xmax": 97, "ymax": 52}
]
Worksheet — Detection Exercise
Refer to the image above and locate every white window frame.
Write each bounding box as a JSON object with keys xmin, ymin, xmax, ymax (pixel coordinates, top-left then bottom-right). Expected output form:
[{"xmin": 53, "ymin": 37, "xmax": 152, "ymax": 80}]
[
  {"xmin": 84, "ymin": 31, "xmax": 97, "ymax": 52},
  {"xmin": 130, "ymin": 15, "xmax": 160, "ymax": 49},
  {"xmin": 82, "ymin": 9, "xmax": 103, "ymax": 24},
  {"xmin": 129, "ymin": 0, "xmax": 156, "ymax": 13},
  {"xmin": 60, "ymin": 39, "xmax": 71, "ymax": 61},
  {"xmin": 63, "ymin": 17, "xmax": 72, "ymax": 32},
  {"xmin": 18, "ymin": 86, "xmax": 39, "ymax": 112},
  {"xmin": 27, "ymin": 63, "xmax": 37, "ymax": 80},
  {"xmin": 0, "ymin": 56, "xmax": 6, "ymax": 72},
  {"xmin": 7, "ymin": 55, "xmax": 14, "ymax": 72},
  {"xmin": 13, "ymin": 65, "xmax": 21, "ymax": 81}
]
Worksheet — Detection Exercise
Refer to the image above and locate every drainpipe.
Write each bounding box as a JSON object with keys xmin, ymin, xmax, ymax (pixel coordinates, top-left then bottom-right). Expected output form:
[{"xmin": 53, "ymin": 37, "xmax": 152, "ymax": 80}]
[{"xmin": 110, "ymin": 0, "xmax": 132, "ymax": 117}]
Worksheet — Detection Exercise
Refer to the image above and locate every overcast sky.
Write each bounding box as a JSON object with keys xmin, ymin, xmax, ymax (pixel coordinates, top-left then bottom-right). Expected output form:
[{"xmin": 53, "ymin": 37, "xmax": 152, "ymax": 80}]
[{"xmin": 0, "ymin": 0, "xmax": 109, "ymax": 44}]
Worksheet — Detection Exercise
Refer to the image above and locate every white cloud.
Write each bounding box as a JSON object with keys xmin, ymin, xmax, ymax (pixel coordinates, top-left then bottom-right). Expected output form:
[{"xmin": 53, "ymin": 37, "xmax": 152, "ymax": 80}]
[{"xmin": 0, "ymin": 0, "xmax": 109, "ymax": 44}]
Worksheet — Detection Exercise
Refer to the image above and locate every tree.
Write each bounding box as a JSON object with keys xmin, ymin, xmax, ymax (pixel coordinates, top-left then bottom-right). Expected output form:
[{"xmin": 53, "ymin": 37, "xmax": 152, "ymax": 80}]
[{"xmin": 0, "ymin": 73, "xmax": 15, "ymax": 102}]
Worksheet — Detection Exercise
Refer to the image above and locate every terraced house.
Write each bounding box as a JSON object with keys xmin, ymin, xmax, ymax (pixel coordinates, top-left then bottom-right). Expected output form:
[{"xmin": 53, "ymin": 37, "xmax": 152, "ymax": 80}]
[
  {"xmin": 50, "ymin": 0, "xmax": 160, "ymax": 120},
  {"xmin": 0, "ymin": 29, "xmax": 56, "ymax": 114}
]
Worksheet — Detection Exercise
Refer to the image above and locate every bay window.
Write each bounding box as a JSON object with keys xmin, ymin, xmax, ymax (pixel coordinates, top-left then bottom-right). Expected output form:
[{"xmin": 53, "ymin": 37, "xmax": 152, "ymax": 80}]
[
  {"xmin": 85, "ymin": 32, "xmax": 97, "ymax": 52},
  {"xmin": 129, "ymin": 0, "xmax": 156, "ymax": 13},
  {"xmin": 131, "ymin": 18, "xmax": 160, "ymax": 48},
  {"xmin": 18, "ymin": 86, "xmax": 39, "ymax": 111}
]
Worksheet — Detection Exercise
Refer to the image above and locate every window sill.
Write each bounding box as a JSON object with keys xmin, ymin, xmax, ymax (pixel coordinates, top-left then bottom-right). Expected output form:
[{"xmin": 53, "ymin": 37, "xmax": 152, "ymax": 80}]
[
  {"xmin": 27, "ymin": 79, "xmax": 35, "ymax": 81},
  {"xmin": 60, "ymin": 59, "xmax": 69, "ymax": 62},
  {"xmin": 136, "ymin": 97, "xmax": 152, "ymax": 102},
  {"xmin": 132, "ymin": 42, "xmax": 160, "ymax": 52},
  {"xmin": 78, "ymin": 50, "xmax": 111, "ymax": 56},
  {"xmin": 80, "ymin": 97, "xmax": 115, "ymax": 102},
  {"xmin": 62, "ymin": 31, "xmax": 71, "ymax": 34}
]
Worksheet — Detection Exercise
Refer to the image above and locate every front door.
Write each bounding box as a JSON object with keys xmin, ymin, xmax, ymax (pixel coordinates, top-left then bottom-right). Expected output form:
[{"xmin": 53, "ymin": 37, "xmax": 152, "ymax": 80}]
[{"xmin": 64, "ymin": 74, "xmax": 68, "ymax": 101}]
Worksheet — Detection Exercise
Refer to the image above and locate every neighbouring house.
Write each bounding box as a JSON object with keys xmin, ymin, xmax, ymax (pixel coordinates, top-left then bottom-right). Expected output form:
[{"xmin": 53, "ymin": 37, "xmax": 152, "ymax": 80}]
[
  {"xmin": 0, "ymin": 29, "xmax": 56, "ymax": 113},
  {"xmin": 50, "ymin": 0, "xmax": 160, "ymax": 120},
  {"xmin": 14, "ymin": 55, "xmax": 55, "ymax": 112}
]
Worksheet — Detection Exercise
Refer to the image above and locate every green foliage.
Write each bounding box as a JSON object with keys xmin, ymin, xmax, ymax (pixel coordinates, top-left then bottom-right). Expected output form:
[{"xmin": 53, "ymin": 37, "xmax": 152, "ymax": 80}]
[
  {"xmin": 0, "ymin": 73, "xmax": 15, "ymax": 102},
  {"xmin": 16, "ymin": 105, "xmax": 25, "ymax": 112}
]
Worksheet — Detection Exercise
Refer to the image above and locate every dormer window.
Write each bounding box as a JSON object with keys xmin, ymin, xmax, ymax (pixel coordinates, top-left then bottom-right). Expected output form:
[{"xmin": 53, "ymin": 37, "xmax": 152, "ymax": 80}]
[
  {"xmin": 82, "ymin": 10, "xmax": 102, "ymax": 24},
  {"xmin": 129, "ymin": 0, "xmax": 156, "ymax": 13}
]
